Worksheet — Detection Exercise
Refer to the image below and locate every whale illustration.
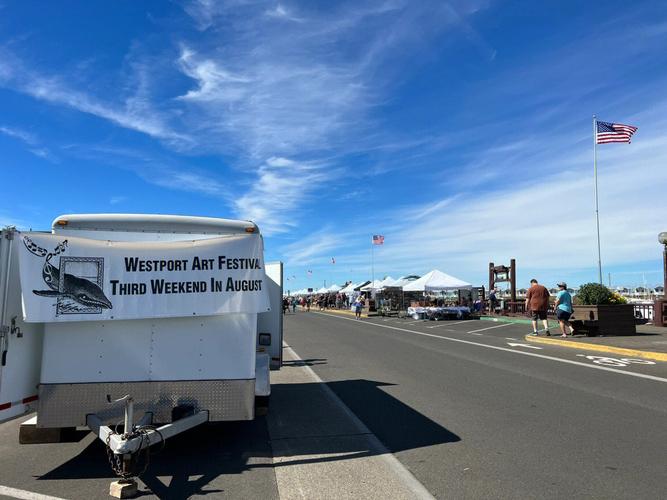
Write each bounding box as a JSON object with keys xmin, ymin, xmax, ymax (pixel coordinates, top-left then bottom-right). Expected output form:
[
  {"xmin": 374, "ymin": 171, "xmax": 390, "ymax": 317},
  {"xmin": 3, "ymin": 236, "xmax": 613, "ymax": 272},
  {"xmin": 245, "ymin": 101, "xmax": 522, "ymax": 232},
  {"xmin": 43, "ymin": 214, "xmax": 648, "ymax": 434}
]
[
  {"xmin": 24, "ymin": 236, "xmax": 112, "ymax": 310},
  {"xmin": 33, "ymin": 260, "xmax": 113, "ymax": 310}
]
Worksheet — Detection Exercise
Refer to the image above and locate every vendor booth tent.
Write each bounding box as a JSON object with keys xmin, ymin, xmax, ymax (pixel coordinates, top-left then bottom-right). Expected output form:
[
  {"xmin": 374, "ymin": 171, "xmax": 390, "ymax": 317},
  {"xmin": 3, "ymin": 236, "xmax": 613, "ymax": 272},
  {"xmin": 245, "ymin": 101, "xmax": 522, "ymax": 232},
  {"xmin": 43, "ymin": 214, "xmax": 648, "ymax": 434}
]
[
  {"xmin": 354, "ymin": 281, "xmax": 371, "ymax": 291},
  {"xmin": 378, "ymin": 276, "xmax": 396, "ymax": 288},
  {"xmin": 402, "ymin": 270, "xmax": 471, "ymax": 292},
  {"xmin": 360, "ymin": 279, "xmax": 384, "ymax": 291},
  {"xmin": 339, "ymin": 282, "xmax": 358, "ymax": 293},
  {"xmin": 327, "ymin": 284, "xmax": 342, "ymax": 292},
  {"xmin": 392, "ymin": 275, "xmax": 420, "ymax": 288}
]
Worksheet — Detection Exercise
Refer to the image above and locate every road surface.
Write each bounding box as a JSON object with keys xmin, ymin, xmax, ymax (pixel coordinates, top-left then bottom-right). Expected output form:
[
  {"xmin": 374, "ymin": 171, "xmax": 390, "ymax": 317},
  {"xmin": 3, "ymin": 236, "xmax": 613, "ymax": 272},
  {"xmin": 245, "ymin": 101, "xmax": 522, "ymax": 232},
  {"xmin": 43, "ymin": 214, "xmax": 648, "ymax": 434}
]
[{"xmin": 284, "ymin": 311, "xmax": 667, "ymax": 499}]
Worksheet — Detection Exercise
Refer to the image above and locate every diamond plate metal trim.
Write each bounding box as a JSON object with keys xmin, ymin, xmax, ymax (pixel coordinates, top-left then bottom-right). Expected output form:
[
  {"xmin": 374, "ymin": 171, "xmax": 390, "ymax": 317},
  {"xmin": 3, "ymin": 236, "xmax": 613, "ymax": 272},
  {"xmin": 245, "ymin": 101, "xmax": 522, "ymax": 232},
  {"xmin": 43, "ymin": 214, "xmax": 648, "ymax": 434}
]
[{"xmin": 37, "ymin": 379, "xmax": 255, "ymax": 428}]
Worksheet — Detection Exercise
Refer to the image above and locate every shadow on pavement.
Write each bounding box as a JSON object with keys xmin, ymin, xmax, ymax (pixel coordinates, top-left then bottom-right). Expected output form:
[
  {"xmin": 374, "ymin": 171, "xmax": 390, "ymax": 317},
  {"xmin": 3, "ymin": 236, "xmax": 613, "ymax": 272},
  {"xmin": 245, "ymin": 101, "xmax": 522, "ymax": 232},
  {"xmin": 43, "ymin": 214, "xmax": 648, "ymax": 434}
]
[
  {"xmin": 33, "ymin": 379, "xmax": 457, "ymax": 497},
  {"xmin": 268, "ymin": 379, "xmax": 460, "ymax": 464},
  {"xmin": 281, "ymin": 358, "xmax": 328, "ymax": 367},
  {"xmin": 38, "ymin": 419, "xmax": 273, "ymax": 499},
  {"xmin": 326, "ymin": 379, "xmax": 461, "ymax": 452}
]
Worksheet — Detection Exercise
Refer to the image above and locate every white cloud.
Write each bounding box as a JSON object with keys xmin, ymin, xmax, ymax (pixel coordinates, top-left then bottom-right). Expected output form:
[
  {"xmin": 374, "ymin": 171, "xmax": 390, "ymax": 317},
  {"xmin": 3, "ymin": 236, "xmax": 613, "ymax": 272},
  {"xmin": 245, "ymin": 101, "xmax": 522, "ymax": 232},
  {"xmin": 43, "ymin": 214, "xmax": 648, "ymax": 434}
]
[
  {"xmin": 110, "ymin": 196, "xmax": 127, "ymax": 205},
  {"xmin": 0, "ymin": 49, "xmax": 190, "ymax": 147},
  {"xmin": 0, "ymin": 125, "xmax": 58, "ymax": 161},
  {"xmin": 282, "ymin": 105, "xmax": 667, "ymax": 287},
  {"xmin": 280, "ymin": 228, "xmax": 348, "ymax": 265},
  {"xmin": 0, "ymin": 125, "xmax": 36, "ymax": 144},
  {"xmin": 233, "ymin": 157, "xmax": 330, "ymax": 234}
]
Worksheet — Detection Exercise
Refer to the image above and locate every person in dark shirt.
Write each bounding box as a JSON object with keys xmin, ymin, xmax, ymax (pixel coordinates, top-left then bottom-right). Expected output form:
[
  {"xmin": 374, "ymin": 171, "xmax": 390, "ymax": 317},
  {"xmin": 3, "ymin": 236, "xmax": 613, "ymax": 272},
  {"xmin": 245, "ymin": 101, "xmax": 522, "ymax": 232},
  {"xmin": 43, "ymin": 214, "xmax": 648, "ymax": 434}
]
[
  {"xmin": 525, "ymin": 278, "xmax": 551, "ymax": 336},
  {"xmin": 489, "ymin": 289, "xmax": 498, "ymax": 315}
]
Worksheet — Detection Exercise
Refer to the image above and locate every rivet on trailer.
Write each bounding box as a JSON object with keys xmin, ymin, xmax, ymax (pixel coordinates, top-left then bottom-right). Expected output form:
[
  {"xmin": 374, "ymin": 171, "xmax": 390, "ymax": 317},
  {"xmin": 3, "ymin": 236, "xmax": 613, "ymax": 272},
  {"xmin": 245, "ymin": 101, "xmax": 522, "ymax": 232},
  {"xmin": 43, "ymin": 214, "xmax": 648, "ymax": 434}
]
[{"xmin": 0, "ymin": 214, "xmax": 283, "ymax": 498}]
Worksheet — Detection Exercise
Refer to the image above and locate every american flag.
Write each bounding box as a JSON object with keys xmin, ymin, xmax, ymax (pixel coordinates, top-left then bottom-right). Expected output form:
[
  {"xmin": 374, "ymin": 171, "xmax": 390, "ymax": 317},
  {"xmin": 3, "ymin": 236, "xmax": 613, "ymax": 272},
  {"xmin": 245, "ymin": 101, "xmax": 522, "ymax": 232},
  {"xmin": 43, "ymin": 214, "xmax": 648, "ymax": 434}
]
[
  {"xmin": 596, "ymin": 121, "xmax": 638, "ymax": 144},
  {"xmin": 372, "ymin": 235, "xmax": 384, "ymax": 245}
]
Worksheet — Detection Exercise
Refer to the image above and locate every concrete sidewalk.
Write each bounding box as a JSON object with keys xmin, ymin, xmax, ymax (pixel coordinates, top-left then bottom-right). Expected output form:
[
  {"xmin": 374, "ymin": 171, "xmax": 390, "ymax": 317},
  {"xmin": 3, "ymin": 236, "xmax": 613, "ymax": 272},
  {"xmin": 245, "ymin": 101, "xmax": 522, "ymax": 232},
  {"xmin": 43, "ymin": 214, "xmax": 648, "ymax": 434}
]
[
  {"xmin": 267, "ymin": 343, "xmax": 432, "ymax": 500},
  {"xmin": 525, "ymin": 324, "xmax": 667, "ymax": 361}
]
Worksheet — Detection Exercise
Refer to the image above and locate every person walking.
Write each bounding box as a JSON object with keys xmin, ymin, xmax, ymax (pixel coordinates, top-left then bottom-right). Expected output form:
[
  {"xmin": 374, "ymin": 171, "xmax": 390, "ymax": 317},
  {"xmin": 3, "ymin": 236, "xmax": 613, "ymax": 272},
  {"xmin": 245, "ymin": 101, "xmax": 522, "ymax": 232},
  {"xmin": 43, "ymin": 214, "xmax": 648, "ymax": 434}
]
[
  {"xmin": 353, "ymin": 294, "xmax": 365, "ymax": 319},
  {"xmin": 488, "ymin": 289, "xmax": 498, "ymax": 315},
  {"xmin": 554, "ymin": 282, "xmax": 574, "ymax": 337},
  {"xmin": 291, "ymin": 296, "xmax": 297, "ymax": 314},
  {"xmin": 525, "ymin": 278, "xmax": 551, "ymax": 336}
]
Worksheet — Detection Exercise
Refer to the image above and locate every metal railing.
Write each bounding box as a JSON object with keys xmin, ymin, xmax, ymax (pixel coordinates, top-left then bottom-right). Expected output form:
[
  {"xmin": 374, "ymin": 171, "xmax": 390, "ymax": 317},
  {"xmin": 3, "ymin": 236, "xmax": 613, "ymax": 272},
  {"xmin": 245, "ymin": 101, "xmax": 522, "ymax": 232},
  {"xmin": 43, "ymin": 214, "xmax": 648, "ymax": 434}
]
[{"xmin": 633, "ymin": 303, "xmax": 654, "ymax": 321}]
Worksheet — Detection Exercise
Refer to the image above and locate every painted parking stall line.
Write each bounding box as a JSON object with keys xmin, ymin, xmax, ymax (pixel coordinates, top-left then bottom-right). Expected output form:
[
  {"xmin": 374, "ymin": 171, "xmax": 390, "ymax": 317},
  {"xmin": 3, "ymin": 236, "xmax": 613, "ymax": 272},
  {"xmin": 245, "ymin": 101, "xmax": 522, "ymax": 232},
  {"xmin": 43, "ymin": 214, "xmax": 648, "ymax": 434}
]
[
  {"xmin": 467, "ymin": 323, "xmax": 512, "ymax": 334},
  {"xmin": 0, "ymin": 485, "xmax": 67, "ymax": 500}
]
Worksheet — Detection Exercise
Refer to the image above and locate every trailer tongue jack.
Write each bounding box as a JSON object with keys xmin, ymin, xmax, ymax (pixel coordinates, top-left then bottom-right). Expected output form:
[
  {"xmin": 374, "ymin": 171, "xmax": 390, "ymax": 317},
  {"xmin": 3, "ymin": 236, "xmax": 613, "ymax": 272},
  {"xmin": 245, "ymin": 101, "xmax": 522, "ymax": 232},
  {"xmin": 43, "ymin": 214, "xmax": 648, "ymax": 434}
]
[{"xmin": 86, "ymin": 394, "xmax": 209, "ymax": 498}]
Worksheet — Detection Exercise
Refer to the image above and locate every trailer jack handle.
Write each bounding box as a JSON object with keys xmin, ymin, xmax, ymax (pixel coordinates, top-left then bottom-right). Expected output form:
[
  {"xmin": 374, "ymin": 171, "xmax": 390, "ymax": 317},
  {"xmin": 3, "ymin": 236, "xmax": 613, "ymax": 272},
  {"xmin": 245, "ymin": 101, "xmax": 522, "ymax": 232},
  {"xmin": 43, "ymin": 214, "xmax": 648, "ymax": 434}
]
[{"xmin": 106, "ymin": 394, "xmax": 135, "ymax": 437}]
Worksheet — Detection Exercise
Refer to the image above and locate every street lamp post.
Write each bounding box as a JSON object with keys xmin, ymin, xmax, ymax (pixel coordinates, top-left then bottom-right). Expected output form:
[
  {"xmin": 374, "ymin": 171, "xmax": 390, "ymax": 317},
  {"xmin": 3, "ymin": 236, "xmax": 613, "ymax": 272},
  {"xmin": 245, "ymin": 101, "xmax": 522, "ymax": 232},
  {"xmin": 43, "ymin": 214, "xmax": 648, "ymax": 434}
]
[
  {"xmin": 660, "ymin": 232, "xmax": 667, "ymax": 293},
  {"xmin": 656, "ymin": 232, "xmax": 667, "ymax": 327}
]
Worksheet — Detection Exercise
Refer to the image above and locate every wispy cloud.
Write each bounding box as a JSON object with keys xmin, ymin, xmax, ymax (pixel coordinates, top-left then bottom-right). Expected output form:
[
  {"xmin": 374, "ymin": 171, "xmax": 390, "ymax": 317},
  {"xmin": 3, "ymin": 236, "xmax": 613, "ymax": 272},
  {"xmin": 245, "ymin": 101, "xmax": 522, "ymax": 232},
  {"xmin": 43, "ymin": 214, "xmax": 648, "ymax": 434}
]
[
  {"xmin": 109, "ymin": 196, "xmax": 127, "ymax": 205},
  {"xmin": 280, "ymin": 227, "xmax": 349, "ymax": 265},
  {"xmin": 0, "ymin": 125, "xmax": 36, "ymax": 144},
  {"xmin": 0, "ymin": 49, "xmax": 191, "ymax": 146},
  {"xmin": 233, "ymin": 157, "xmax": 331, "ymax": 234},
  {"xmin": 0, "ymin": 124, "xmax": 58, "ymax": 161},
  {"xmin": 284, "ymin": 98, "xmax": 667, "ymax": 286}
]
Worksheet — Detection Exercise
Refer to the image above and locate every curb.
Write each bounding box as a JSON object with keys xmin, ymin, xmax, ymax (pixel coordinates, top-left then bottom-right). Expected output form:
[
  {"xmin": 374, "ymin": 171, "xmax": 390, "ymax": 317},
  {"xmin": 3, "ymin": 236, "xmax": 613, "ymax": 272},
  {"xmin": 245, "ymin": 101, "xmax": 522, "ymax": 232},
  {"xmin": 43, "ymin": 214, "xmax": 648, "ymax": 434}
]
[
  {"xmin": 312, "ymin": 308, "xmax": 369, "ymax": 318},
  {"xmin": 524, "ymin": 335, "xmax": 667, "ymax": 362}
]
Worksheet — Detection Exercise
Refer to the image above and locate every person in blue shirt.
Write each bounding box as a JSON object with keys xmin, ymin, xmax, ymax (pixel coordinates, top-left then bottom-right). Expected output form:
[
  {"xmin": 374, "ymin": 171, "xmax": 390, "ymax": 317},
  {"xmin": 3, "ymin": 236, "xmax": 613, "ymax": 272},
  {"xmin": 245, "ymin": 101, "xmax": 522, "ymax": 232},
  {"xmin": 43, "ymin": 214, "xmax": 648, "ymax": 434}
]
[{"xmin": 554, "ymin": 282, "xmax": 574, "ymax": 337}]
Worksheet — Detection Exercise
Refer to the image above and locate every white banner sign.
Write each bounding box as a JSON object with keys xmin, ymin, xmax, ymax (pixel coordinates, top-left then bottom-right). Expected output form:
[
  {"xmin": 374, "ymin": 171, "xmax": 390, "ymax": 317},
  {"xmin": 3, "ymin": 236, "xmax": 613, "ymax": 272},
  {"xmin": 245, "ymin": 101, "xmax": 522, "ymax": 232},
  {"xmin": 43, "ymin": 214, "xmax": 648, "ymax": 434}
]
[{"xmin": 18, "ymin": 232, "xmax": 270, "ymax": 322}]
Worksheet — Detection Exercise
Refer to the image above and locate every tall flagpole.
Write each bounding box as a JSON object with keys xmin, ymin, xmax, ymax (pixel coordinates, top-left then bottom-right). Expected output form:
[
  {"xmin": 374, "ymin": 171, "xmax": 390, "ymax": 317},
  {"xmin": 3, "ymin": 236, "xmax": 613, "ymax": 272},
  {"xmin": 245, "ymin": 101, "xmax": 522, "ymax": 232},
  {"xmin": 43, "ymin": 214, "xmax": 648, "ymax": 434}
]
[
  {"xmin": 371, "ymin": 236, "xmax": 375, "ymax": 288},
  {"xmin": 593, "ymin": 115, "xmax": 603, "ymax": 284}
]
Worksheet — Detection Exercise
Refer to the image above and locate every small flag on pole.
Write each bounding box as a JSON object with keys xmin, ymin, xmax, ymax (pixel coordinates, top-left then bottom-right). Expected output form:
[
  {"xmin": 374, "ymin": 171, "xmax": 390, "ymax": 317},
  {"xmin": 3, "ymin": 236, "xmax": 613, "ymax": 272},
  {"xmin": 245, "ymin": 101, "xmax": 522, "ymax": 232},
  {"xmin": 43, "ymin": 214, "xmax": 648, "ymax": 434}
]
[
  {"xmin": 596, "ymin": 121, "xmax": 638, "ymax": 144},
  {"xmin": 372, "ymin": 235, "xmax": 384, "ymax": 245},
  {"xmin": 331, "ymin": 257, "xmax": 336, "ymax": 264},
  {"xmin": 307, "ymin": 270, "xmax": 312, "ymax": 276}
]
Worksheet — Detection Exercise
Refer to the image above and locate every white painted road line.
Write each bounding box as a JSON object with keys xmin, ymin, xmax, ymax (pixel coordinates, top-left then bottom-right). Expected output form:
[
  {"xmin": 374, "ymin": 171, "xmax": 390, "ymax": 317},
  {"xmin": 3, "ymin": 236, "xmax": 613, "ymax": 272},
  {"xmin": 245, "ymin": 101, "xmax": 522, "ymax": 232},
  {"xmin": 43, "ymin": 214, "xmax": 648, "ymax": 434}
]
[
  {"xmin": 314, "ymin": 312, "xmax": 667, "ymax": 383},
  {"xmin": 427, "ymin": 320, "xmax": 472, "ymax": 329},
  {"xmin": 282, "ymin": 343, "xmax": 436, "ymax": 500},
  {"xmin": 0, "ymin": 485, "xmax": 67, "ymax": 500},
  {"xmin": 467, "ymin": 323, "xmax": 513, "ymax": 334}
]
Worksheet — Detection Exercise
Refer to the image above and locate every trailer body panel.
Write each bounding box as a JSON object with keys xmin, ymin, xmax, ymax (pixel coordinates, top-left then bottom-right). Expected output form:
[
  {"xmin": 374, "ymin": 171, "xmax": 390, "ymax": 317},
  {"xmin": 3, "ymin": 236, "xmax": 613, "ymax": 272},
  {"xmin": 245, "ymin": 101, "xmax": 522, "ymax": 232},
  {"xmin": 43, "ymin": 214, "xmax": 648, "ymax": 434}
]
[{"xmin": 0, "ymin": 229, "xmax": 43, "ymax": 422}]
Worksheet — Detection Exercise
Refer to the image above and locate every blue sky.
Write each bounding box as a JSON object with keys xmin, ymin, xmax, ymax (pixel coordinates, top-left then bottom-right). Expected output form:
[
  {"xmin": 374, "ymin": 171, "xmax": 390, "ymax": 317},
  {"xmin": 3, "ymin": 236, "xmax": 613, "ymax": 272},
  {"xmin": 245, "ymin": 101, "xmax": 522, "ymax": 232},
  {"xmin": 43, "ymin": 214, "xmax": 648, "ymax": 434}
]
[{"xmin": 1, "ymin": 1, "xmax": 666, "ymax": 292}]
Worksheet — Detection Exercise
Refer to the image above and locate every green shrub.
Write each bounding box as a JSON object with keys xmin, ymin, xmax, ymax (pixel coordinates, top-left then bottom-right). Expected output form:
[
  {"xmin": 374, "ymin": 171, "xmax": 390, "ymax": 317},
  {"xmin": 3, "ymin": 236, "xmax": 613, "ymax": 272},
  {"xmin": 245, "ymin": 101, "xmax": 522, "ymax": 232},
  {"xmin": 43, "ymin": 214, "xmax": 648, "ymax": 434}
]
[{"xmin": 575, "ymin": 283, "xmax": 613, "ymax": 305}]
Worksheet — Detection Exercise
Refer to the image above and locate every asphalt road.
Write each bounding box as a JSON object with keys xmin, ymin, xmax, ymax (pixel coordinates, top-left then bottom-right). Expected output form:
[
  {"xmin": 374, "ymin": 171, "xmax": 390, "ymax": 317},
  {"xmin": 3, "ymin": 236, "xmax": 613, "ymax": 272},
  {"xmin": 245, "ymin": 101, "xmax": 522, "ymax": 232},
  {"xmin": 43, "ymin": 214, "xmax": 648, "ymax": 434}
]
[
  {"xmin": 284, "ymin": 311, "xmax": 667, "ymax": 499},
  {"xmin": 0, "ymin": 415, "xmax": 277, "ymax": 500}
]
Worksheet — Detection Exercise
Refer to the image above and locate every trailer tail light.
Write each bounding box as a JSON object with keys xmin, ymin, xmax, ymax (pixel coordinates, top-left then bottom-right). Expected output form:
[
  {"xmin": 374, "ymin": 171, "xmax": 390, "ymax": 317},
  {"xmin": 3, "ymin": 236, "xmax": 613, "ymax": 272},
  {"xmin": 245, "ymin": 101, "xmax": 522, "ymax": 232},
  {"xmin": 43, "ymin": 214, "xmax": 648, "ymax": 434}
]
[
  {"xmin": 258, "ymin": 333, "xmax": 271, "ymax": 346},
  {"xmin": 55, "ymin": 219, "xmax": 68, "ymax": 226},
  {"xmin": 245, "ymin": 227, "xmax": 256, "ymax": 233}
]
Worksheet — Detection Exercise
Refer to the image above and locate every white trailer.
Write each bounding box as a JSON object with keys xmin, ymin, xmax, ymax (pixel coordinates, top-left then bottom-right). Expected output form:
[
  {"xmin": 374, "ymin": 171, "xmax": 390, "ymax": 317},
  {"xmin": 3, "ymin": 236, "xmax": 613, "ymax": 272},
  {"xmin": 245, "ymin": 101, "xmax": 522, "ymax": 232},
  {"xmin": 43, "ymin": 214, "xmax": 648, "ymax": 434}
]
[{"xmin": 0, "ymin": 214, "xmax": 282, "ymax": 496}]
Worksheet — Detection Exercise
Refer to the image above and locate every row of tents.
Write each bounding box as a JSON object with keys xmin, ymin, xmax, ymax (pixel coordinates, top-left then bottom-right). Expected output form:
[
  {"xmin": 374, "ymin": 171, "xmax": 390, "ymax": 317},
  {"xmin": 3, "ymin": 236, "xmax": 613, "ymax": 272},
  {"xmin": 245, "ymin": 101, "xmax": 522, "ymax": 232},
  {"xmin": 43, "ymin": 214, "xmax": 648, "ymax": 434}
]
[{"xmin": 289, "ymin": 269, "xmax": 472, "ymax": 295}]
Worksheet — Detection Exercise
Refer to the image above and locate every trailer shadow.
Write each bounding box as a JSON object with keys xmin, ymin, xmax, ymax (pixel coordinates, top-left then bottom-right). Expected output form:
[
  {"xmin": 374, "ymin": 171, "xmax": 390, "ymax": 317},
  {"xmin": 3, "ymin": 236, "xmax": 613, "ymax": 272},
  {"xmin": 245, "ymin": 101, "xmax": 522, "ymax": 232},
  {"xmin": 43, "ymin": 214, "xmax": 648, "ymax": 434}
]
[
  {"xmin": 281, "ymin": 358, "xmax": 327, "ymax": 367},
  {"xmin": 268, "ymin": 379, "xmax": 460, "ymax": 467},
  {"xmin": 38, "ymin": 418, "xmax": 274, "ymax": 498},
  {"xmin": 36, "ymin": 379, "xmax": 458, "ymax": 498}
]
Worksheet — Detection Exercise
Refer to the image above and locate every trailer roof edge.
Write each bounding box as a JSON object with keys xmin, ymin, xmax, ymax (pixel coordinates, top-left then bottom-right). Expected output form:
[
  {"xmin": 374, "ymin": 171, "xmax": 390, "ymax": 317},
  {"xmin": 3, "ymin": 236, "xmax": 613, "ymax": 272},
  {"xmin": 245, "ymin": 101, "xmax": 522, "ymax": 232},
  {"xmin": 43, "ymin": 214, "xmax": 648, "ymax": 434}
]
[{"xmin": 51, "ymin": 214, "xmax": 260, "ymax": 235}]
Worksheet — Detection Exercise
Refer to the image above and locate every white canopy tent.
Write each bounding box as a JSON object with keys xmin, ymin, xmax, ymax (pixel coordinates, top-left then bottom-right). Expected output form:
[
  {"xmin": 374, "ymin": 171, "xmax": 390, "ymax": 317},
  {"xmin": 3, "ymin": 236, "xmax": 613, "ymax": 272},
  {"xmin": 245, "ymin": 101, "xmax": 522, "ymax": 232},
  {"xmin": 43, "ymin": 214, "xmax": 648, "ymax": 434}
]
[
  {"xmin": 339, "ymin": 282, "xmax": 358, "ymax": 294},
  {"xmin": 327, "ymin": 284, "xmax": 342, "ymax": 292},
  {"xmin": 391, "ymin": 275, "xmax": 420, "ymax": 288},
  {"xmin": 377, "ymin": 276, "xmax": 396, "ymax": 288},
  {"xmin": 402, "ymin": 270, "xmax": 471, "ymax": 292},
  {"xmin": 315, "ymin": 287, "xmax": 329, "ymax": 294},
  {"xmin": 360, "ymin": 279, "xmax": 384, "ymax": 291}
]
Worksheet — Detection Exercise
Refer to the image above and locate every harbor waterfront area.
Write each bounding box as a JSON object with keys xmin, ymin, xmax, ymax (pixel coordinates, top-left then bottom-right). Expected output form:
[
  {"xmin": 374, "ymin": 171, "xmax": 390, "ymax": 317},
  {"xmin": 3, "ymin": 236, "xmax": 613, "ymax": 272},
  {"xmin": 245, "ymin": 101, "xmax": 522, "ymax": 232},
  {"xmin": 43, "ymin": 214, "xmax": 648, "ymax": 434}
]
[
  {"xmin": 0, "ymin": 309, "xmax": 665, "ymax": 499},
  {"xmin": 2, "ymin": 2, "xmax": 667, "ymax": 499}
]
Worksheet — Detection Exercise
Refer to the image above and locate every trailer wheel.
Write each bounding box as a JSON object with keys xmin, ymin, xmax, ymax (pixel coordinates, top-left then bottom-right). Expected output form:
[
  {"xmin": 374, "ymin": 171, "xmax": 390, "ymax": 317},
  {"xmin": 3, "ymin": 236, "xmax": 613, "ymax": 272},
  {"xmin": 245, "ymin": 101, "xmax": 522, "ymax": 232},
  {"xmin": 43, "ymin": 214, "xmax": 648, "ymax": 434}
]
[{"xmin": 255, "ymin": 396, "xmax": 270, "ymax": 416}]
